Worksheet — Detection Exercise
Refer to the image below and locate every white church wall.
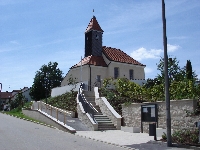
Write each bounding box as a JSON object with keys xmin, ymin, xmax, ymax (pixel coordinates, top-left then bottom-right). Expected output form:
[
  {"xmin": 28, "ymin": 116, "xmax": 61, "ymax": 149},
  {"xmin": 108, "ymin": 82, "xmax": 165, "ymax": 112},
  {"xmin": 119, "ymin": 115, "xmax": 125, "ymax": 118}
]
[
  {"xmin": 107, "ymin": 61, "xmax": 145, "ymax": 80},
  {"xmin": 51, "ymin": 81, "xmax": 88, "ymax": 97},
  {"xmin": 61, "ymin": 66, "xmax": 89, "ymax": 87}
]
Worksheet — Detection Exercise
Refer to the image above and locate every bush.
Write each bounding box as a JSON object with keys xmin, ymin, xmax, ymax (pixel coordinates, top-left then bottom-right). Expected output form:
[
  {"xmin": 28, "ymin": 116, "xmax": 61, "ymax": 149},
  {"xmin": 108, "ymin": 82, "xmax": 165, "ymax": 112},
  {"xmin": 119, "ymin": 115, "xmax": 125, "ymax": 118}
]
[
  {"xmin": 172, "ymin": 129, "xmax": 199, "ymax": 145},
  {"xmin": 43, "ymin": 91, "xmax": 78, "ymax": 112}
]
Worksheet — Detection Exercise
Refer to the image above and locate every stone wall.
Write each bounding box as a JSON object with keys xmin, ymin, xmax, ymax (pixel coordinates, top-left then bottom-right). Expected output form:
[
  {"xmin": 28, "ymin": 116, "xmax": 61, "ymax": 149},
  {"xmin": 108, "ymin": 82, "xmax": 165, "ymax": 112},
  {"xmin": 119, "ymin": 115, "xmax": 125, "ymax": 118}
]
[
  {"xmin": 96, "ymin": 97, "xmax": 121, "ymax": 130},
  {"xmin": 122, "ymin": 99, "xmax": 199, "ymax": 133},
  {"xmin": 94, "ymin": 87, "xmax": 121, "ymax": 130},
  {"xmin": 77, "ymin": 102, "xmax": 98, "ymax": 131}
]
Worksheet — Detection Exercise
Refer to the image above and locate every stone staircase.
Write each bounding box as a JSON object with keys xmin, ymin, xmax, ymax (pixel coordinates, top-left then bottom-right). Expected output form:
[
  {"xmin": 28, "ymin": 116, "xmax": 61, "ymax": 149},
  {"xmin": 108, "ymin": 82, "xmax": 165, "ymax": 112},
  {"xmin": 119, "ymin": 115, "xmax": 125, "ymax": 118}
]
[{"xmin": 83, "ymin": 91, "xmax": 117, "ymax": 131}]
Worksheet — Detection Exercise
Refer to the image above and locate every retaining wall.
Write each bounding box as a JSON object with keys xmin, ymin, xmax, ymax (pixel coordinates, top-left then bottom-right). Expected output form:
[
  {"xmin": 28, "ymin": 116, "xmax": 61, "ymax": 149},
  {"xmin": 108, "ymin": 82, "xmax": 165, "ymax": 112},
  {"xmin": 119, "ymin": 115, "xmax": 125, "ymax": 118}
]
[{"xmin": 122, "ymin": 99, "xmax": 199, "ymax": 133}]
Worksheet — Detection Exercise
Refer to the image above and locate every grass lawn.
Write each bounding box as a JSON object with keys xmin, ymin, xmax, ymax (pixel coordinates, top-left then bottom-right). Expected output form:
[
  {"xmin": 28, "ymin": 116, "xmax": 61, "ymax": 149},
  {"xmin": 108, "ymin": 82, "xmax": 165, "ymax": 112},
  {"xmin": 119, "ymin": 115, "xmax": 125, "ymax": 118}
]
[{"xmin": 3, "ymin": 102, "xmax": 46, "ymax": 124}]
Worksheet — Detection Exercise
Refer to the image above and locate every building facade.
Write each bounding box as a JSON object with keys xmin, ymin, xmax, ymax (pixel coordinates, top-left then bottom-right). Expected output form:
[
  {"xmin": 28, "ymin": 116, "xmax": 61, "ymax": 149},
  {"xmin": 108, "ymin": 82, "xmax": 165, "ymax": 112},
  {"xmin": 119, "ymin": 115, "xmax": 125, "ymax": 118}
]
[{"xmin": 61, "ymin": 16, "xmax": 146, "ymax": 90}]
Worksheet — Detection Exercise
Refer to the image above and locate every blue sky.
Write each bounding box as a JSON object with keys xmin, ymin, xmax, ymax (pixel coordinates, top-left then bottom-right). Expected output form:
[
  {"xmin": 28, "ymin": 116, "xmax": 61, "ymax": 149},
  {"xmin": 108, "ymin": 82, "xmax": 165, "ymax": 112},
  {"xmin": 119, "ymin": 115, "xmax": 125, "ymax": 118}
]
[{"xmin": 0, "ymin": 0, "xmax": 200, "ymax": 92}]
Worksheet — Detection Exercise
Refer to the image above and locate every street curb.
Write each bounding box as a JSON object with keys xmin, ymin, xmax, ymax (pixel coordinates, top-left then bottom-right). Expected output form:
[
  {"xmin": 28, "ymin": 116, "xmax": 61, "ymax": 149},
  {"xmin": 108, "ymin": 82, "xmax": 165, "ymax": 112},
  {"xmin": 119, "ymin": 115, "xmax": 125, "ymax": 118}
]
[{"xmin": 0, "ymin": 111, "xmax": 57, "ymax": 130}]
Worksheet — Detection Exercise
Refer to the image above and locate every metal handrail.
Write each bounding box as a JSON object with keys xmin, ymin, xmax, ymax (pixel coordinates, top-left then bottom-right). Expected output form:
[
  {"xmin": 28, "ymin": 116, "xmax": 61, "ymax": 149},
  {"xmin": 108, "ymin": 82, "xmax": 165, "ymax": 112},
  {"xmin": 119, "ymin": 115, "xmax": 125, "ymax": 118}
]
[{"xmin": 78, "ymin": 83, "xmax": 98, "ymax": 121}]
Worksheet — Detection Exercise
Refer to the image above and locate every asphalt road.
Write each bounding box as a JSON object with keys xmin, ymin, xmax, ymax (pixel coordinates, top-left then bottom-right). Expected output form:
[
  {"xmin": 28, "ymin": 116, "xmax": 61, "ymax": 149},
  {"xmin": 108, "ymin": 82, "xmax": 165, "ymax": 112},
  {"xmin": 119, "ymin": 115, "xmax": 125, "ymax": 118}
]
[{"xmin": 0, "ymin": 113, "xmax": 131, "ymax": 150}]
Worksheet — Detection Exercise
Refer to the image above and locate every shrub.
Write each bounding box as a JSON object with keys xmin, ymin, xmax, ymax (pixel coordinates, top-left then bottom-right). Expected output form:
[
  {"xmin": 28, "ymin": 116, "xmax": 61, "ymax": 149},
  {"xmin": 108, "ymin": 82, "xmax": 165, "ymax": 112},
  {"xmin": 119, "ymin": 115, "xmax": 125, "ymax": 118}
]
[{"xmin": 172, "ymin": 128, "xmax": 199, "ymax": 144}]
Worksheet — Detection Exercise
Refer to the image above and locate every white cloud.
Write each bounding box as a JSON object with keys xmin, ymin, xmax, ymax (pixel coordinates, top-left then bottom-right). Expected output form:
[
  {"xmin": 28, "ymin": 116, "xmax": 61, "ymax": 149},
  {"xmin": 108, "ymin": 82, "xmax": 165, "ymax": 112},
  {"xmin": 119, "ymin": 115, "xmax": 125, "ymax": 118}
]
[
  {"xmin": 131, "ymin": 44, "xmax": 180, "ymax": 61},
  {"xmin": 130, "ymin": 47, "xmax": 162, "ymax": 61},
  {"xmin": 10, "ymin": 40, "xmax": 20, "ymax": 45},
  {"xmin": 144, "ymin": 67, "xmax": 154, "ymax": 74},
  {"xmin": 167, "ymin": 44, "xmax": 180, "ymax": 52}
]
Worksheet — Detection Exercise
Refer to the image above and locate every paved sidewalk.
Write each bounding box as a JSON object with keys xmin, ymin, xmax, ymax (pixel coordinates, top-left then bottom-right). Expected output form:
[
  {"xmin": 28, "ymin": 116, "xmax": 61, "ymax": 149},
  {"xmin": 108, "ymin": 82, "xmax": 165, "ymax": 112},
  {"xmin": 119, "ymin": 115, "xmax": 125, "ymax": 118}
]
[{"xmin": 75, "ymin": 130, "xmax": 189, "ymax": 150}]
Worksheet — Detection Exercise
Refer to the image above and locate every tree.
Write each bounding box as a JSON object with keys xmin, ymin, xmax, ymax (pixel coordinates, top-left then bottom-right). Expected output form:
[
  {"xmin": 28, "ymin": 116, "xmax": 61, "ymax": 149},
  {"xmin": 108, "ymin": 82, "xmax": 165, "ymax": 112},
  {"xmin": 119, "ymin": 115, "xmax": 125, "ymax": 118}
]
[
  {"xmin": 10, "ymin": 91, "xmax": 26, "ymax": 109},
  {"xmin": 156, "ymin": 57, "xmax": 184, "ymax": 83},
  {"xmin": 30, "ymin": 62, "xmax": 63, "ymax": 100},
  {"xmin": 185, "ymin": 60, "xmax": 194, "ymax": 80}
]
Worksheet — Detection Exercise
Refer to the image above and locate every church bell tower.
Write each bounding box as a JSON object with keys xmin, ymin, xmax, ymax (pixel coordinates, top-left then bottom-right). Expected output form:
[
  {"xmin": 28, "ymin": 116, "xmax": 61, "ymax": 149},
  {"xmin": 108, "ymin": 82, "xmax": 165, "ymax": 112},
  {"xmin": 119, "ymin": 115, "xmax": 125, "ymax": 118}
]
[{"xmin": 85, "ymin": 16, "xmax": 104, "ymax": 57}]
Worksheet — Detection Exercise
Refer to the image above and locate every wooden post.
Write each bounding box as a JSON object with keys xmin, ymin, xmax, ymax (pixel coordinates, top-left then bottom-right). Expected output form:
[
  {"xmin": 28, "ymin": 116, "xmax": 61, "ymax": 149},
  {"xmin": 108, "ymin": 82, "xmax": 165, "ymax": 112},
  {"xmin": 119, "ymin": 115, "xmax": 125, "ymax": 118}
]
[
  {"xmin": 45, "ymin": 103, "xmax": 47, "ymax": 113},
  {"xmin": 64, "ymin": 112, "xmax": 66, "ymax": 125},
  {"xmin": 57, "ymin": 108, "xmax": 58, "ymax": 121}
]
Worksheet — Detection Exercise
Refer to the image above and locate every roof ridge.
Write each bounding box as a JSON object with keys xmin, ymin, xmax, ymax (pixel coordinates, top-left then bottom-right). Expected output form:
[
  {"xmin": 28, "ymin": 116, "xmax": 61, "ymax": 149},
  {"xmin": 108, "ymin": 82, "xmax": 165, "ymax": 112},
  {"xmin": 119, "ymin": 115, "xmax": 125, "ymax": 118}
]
[{"xmin": 102, "ymin": 46, "xmax": 145, "ymax": 66}]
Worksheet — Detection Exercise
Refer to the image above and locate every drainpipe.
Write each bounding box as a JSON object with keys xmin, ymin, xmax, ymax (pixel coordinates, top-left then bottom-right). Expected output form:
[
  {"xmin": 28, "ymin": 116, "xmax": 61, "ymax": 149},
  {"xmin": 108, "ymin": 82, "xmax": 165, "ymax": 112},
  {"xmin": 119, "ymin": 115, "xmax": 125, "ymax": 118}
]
[{"xmin": 89, "ymin": 65, "xmax": 91, "ymax": 91}]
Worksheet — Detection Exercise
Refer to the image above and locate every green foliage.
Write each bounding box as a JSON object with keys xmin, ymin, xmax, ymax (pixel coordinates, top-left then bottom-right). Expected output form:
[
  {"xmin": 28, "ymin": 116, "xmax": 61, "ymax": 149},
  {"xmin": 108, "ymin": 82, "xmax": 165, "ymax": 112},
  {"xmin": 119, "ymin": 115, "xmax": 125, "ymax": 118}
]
[
  {"xmin": 30, "ymin": 62, "xmax": 63, "ymax": 100},
  {"xmin": 162, "ymin": 132, "xmax": 167, "ymax": 140},
  {"xmin": 143, "ymin": 57, "xmax": 200, "ymax": 101},
  {"xmin": 100, "ymin": 77, "xmax": 200, "ymax": 114},
  {"xmin": 43, "ymin": 91, "xmax": 78, "ymax": 112},
  {"xmin": 172, "ymin": 129, "xmax": 199, "ymax": 144},
  {"xmin": 67, "ymin": 74, "xmax": 78, "ymax": 85},
  {"xmin": 6, "ymin": 105, "xmax": 45, "ymax": 124},
  {"xmin": 186, "ymin": 60, "xmax": 193, "ymax": 80},
  {"xmin": 100, "ymin": 78, "xmax": 146, "ymax": 114},
  {"xmin": 10, "ymin": 92, "xmax": 26, "ymax": 110},
  {"xmin": 23, "ymin": 101, "xmax": 33, "ymax": 109},
  {"xmin": 67, "ymin": 74, "xmax": 78, "ymax": 92},
  {"xmin": 157, "ymin": 57, "xmax": 184, "ymax": 83}
]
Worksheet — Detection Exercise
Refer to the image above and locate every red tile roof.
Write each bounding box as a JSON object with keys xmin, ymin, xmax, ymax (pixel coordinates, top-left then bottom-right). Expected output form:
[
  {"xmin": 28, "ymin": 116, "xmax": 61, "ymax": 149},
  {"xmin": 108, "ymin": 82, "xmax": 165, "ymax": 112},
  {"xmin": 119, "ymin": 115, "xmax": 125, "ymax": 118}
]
[
  {"xmin": 0, "ymin": 92, "xmax": 12, "ymax": 99},
  {"xmin": 102, "ymin": 46, "xmax": 145, "ymax": 66},
  {"xmin": 71, "ymin": 56, "xmax": 107, "ymax": 68},
  {"xmin": 85, "ymin": 16, "xmax": 104, "ymax": 33}
]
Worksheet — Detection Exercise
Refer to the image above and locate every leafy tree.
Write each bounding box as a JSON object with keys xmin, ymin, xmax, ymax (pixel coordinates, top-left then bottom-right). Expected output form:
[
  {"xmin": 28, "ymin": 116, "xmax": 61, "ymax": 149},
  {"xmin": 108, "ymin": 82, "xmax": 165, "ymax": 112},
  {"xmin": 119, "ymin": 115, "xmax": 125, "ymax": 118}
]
[
  {"xmin": 156, "ymin": 57, "xmax": 184, "ymax": 83},
  {"xmin": 10, "ymin": 92, "xmax": 26, "ymax": 109},
  {"xmin": 30, "ymin": 62, "xmax": 63, "ymax": 100},
  {"xmin": 67, "ymin": 74, "xmax": 78, "ymax": 93}
]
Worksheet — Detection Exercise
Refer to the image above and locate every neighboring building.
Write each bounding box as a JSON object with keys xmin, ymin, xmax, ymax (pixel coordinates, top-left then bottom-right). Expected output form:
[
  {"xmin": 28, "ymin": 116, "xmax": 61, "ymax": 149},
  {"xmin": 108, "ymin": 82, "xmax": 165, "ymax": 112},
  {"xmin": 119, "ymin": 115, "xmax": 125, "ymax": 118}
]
[
  {"xmin": 11, "ymin": 87, "xmax": 33, "ymax": 102},
  {"xmin": 61, "ymin": 16, "xmax": 146, "ymax": 91},
  {"xmin": 0, "ymin": 91, "xmax": 12, "ymax": 104},
  {"xmin": 21, "ymin": 87, "xmax": 33, "ymax": 102}
]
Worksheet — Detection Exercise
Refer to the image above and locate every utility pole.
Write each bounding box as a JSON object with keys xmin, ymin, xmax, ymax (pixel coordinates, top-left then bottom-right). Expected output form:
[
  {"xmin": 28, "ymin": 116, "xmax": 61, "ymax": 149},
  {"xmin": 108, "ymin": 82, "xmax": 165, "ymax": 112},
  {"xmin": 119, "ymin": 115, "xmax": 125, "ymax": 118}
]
[
  {"xmin": 162, "ymin": 0, "xmax": 172, "ymax": 147},
  {"xmin": 0, "ymin": 83, "xmax": 2, "ymax": 109}
]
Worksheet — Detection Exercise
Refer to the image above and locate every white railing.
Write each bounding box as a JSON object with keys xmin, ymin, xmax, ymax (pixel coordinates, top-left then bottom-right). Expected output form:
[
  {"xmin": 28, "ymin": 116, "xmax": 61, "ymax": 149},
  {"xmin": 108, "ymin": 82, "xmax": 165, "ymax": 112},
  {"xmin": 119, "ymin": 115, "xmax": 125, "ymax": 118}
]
[{"xmin": 35, "ymin": 101, "xmax": 73, "ymax": 125}]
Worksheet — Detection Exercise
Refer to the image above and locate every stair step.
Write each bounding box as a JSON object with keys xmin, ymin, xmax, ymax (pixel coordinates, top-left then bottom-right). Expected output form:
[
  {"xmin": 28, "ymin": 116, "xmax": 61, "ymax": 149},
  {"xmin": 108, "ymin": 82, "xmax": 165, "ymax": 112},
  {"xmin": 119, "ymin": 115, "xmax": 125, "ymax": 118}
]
[
  {"xmin": 94, "ymin": 117, "xmax": 108, "ymax": 119},
  {"xmin": 98, "ymin": 128, "xmax": 117, "ymax": 131},
  {"xmin": 98, "ymin": 124, "xmax": 115, "ymax": 127},
  {"xmin": 98, "ymin": 128, "xmax": 116, "ymax": 131},
  {"xmin": 95, "ymin": 118, "xmax": 109, "ymax": 120}
]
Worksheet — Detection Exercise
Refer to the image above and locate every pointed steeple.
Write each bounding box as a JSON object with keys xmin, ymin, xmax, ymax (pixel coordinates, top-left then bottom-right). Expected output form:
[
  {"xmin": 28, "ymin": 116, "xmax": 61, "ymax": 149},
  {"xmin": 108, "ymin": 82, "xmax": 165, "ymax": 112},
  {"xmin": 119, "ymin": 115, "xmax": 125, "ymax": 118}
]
[
  {"xmin": 85, "ymin": 16, "xmax": 104, "ymax": 33},
  {"xmin": 84, "ymin": 16, "xmax": 103, "ymax": 57}
]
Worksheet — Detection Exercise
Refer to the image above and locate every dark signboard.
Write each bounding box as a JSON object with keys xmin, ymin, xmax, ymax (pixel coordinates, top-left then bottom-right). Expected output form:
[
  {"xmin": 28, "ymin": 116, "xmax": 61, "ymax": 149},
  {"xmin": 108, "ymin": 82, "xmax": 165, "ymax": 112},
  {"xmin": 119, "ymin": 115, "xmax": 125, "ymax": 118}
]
[{"xmin": 141, "ymin": 104, "xmax": 158, "ymax": 122}]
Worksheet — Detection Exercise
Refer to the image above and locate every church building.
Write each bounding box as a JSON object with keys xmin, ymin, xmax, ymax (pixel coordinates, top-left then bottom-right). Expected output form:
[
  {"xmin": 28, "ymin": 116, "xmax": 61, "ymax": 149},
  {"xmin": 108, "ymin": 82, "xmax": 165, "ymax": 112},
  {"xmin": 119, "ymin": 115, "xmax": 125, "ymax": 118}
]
[{"xmin": 61, "ymin": 16, "xmax": 146, "ymax": 90}]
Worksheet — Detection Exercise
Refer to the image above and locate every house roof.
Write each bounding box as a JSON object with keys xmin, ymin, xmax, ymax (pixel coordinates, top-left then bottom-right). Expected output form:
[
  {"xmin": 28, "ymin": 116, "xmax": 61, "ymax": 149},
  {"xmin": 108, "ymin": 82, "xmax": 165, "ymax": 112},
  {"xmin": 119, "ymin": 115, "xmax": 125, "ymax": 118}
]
[
  {"xmin": 12, "ymin": 90, "xmax": 21, "ymax": 92},
  {"xmin": 71, "ymin": 46, "xmax": 145, "ymax": 69},
  {"xmin": 102, "ymin": 46, "xmax": 145, "ymax": 66},
  {"xmin": 71, "ymin": 55, "xmax": 107, "ymax": 69},
  {"xmin": 0, "ymin": 92, "xmax": 12, "ymax": 99},
  {"xmin": 85, "ymin": 16, "xmax": 104, "ymax": 33}
]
